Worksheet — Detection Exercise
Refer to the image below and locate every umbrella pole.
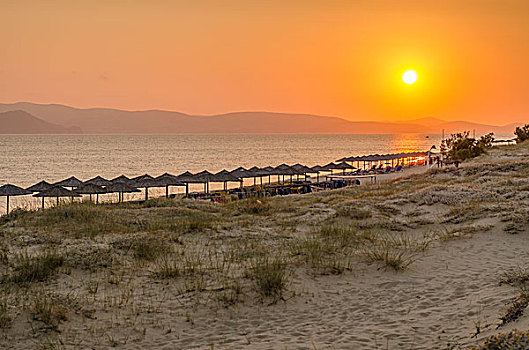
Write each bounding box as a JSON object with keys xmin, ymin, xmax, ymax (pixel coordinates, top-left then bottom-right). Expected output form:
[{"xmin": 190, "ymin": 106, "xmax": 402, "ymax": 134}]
[
  {"xmin": 90, "ymin": 194, "xmax": 93, "ymax": 202},
  {"xmin": 6, "ymin": 196, "xmax": 9, "ymax": 215},
  {"xmin": 186, "ymin": 183, "xmax": 189, "ymax": 196},
  {"xmin": 166, "ymin": 186, "xmax": 169, "ymax": 198},
  {"xmin": 145, "ymin": 187, "xmax": 148, "ymax": 201},
  {"xmin": 96, "ymin": 193, "xmax": 99, "ymax": 204},
  {"xmin": 56, "ymin": 197, "xmax": 59, "ymax": 206},
  {"xmin": 42, "ymin": 197, "xmax": 45, "ymax": 209}
]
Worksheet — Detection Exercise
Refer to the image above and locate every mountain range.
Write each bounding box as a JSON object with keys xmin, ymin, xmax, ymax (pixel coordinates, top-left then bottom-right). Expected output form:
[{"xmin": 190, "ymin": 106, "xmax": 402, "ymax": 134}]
[{"xmin": 0, "ymin": 102, "xmax": 522, "ymax": 135}]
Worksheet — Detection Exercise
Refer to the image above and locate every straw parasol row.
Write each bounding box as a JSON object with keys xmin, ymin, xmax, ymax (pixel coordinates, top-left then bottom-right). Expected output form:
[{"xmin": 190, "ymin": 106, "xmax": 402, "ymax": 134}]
[
  {"xmin": 336, "ymin": 151, "xmax": 429, "ymax": 163},
  {"xmin": 1, "ymin": 148, "xmax": 434, "ymax": 215}
]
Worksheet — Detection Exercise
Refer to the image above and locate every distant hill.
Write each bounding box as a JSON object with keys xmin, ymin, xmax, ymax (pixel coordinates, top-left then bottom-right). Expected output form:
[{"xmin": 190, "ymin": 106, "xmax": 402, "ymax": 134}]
[
  {"xmin": 0, "ymin": 102, "xmax": 522, "ymax": 135},
  {"xmin": 0, "ymin": 110, "xmax": 81, "ymax": 134}
]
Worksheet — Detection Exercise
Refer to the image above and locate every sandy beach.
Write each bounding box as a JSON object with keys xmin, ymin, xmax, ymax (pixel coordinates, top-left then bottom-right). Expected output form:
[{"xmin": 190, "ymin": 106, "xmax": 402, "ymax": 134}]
[{"xmin": 1, "ymin": 142, "xmax": 529, "ymax": 349}]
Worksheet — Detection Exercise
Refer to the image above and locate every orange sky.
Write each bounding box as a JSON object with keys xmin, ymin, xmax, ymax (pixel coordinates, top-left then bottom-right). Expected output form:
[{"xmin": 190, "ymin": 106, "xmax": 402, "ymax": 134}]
[{"xmin": 1, "ymin": 0, "xmax": 528, "ymax": 124}]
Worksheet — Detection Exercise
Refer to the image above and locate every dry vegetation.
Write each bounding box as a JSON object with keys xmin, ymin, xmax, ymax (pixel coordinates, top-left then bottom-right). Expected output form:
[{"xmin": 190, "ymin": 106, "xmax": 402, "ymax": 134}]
[{"xmin": 0, "ymin": 142, "xmax": 529, "ymax": 348}]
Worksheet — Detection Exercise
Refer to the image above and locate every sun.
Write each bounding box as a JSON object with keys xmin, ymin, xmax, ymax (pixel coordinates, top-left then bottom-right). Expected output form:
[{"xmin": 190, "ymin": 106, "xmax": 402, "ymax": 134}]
[{"xmin": 402, "ymin": 70, "xmax": 418, "ymax": 84}]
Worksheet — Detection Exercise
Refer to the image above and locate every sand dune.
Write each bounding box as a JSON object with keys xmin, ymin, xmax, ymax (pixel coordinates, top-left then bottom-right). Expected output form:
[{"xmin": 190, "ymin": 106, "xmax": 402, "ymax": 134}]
[{"xmin": 1, "ymin": 143, "xmax": 529, "ymax": 349}]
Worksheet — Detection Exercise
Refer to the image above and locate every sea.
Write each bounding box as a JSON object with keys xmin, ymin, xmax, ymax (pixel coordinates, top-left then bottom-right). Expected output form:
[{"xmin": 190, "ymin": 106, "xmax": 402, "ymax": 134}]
[{"xmin": 0, "ymin": 133, "xmax": 510, "ymax": 213}]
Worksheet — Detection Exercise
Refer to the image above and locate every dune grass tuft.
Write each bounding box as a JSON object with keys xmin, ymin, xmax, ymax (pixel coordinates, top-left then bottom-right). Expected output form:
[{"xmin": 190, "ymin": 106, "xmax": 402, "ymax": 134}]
[
  {"xmin": 8, "ymin": 250, "xmax": 64, "ymax": 284},
  {"xmin": 246, "ymin": 255, "xmax": 289, "ymax": 300}
]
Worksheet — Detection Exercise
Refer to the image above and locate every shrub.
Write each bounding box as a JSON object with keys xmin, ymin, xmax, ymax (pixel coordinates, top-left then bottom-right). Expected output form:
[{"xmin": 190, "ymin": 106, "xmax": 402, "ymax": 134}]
[
  {"xmin": 441, "ymin": 131, "xmax": 494, "ymax": 162},
  {"xmin": 152, "ymin": 256, "xmax": 181, "ymax": 279},
  {"xmin": 29, "ymin": 292, "xmax": 69, "ymax": 331},
  {"xmin": 132, "ymin": 237, "xmax": 169, "ymax": 261},
  {"xmin": 334, "ymin": 204, "xmax": 372, "ymax": 220},
  {"xmin": 9, "ymin": 250, "xmax": 64, "ymax": 284},
  {"xmin": 471, "ymin": 329, "xmax": 529, "ymax": 350},
  {"xmin": 0, "ymin": 298, "xmax": 10, "ymax": 329},
  {"xmin": 515, "ymin": 124, "xmax": 529, "ymax": 143},
  {"xmin": 246, "ymin": 255, "xmax": 288, "ymax": 300}
]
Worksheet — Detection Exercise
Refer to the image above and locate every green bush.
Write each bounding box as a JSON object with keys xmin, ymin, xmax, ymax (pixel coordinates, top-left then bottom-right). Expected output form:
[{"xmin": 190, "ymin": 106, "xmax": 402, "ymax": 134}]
[
  {"xmin": 471, "ymin": 329, "xmax": 529, "ymax": 350},
  {"xmin": 515, "ymin": 124, "xmax": 529, "ymax": 143},
  {"xmin": 441, "ymin": 131, "xmax": 494, "ymax": 162}
]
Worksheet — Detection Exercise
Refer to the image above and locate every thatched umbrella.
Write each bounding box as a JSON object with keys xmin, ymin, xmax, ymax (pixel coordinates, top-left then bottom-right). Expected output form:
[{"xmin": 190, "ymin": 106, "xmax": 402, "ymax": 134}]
[
  {"xmin": 175, "ymin": 171, "xmax": 198, "ymax": 195},
  {"xmin": 105, "ymin": 182, "xmax": 140, "ymax": 202},
  {"xmin": 192, "ymin": 170, "xmax": 216, "ymax": 194},
  {"xmin": 0, "ymin": 184, "xmax": 31, "ymax": 215},
  {"xmin": 131, "ymin": 174, "xmax": 157, "ymax": 201},
  {"xmin": 275, "ymin": 164, "xmax": 299, "ymax": 184},
  {"xmin": 26, "ymin": 180, "xmax": 53, "ymax": 193},
  {"xmin": 310, "ymin": 165, "xmax": 325, "ymax": 183},
  {"xmin": 75, "ymin": 183, "xmax": 107, "ymax": 203},
  {"xmin": 247, "ymin": 166, "xmax": 264, "ymax": 187},
  {"xmin": 213, "ymin": 170, "xmax": 242, "ymax": 191},
  {"xmin": 154, "ymin": 173, "xmax": 186, "ymax": 198},
  {"xmin": 333, "ymin": 162, "xmax": 357, "ymax": 175},
  {"xmin": 291, "ymin": 163, "xmax": 313, "ymax": 181},
  {"xmin": 261, "ymin": 166, "xmax": 277, "ymax": 184},
  {"xmin": 33, "ymin": 186, "xmax": 81, "ymax": 208},
  {"xmin": 111, "ymin": 175, "xmax": 131, "ymax": 184},
  {"xmin": 322, "ymin": 162, "xmax": 339, "ymax": 173},
  {"xmin": 54, "ymin": 176, "xmax": 83, "ymax": 189},
  {"xmin": 229, "ymin": 167, "xmax": 254, "ymax": 189},
  {"xmin": 85, "ymin": 176, "xmax": 111, "ymax": 187},
  {"xmin": 229, "ymin": 167, "xmax": 253, "ymax": 178}
]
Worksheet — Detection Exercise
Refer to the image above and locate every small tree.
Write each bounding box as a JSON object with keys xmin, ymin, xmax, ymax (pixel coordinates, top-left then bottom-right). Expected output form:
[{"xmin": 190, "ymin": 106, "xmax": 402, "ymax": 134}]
[
  {"xmin": 441, "ymin": 131, "xmax": 494, "ymax": 163},
  {"xmin": 515, "ymin": 124, "xmax": 529, "ymax": 143}
]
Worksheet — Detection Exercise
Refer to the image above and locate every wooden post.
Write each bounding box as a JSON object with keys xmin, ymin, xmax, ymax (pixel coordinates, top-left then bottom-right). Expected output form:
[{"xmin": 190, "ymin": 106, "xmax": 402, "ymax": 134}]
[
  {"xmin": 96, "ymin": 193, "xmax": 99, "ymax": 204},
  {"xmin": 186, "ymin": 183, "xmax": 189, "ymax": 196},
  {"xmin": 6, "ymin": 196, "xmax": 9, "ymax": 215},
  {"xmin": 166, "ymin": 186, "xmax": 169, "ymax": 198},
  {"xmin": 56, "ymin": 196, "xmax": 59, "ymax": 206},
  {"xmin": 145, "ymin": 187, "xmax": 149, "ymax": 201},
  {"xmin": 42, "ymin": 197, "xmax": 45, "ymax": 209}
]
